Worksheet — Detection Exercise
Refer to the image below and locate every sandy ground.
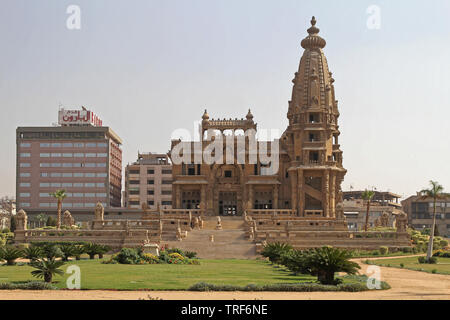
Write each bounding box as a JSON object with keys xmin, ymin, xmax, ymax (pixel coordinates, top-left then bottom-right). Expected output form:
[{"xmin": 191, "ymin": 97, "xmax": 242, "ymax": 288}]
[{"xmin": 0, "ymin": 256, "xmax": 449, "ymax": 300}]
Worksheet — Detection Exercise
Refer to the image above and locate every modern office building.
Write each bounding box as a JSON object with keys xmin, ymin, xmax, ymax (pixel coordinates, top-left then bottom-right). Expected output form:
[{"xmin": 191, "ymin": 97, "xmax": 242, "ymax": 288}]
[
  {"xmin": 16, "ymin": 107, "xmax": 122, "ymax": 222},
  {"xmin": 124, "ymin": 153, "xmax": 172, "ymax": 209},
  {"xmin": 402, "ymin": 193, "xmax": 450, "ymax": 237}
]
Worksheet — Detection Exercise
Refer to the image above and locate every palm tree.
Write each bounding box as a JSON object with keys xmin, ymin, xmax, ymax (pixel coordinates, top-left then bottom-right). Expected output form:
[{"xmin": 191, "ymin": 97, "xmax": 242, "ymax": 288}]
[
  {"xmin": 0, "ymin": 246, "xmax": 23, "ymax": 265},
  {"xmin": 36, "ymin": 214, "xmax": 48, "ymax": 228},
  {"xmin": 30, "ymin": 258, "xmax": 65, "ymax": 283},
  {"xmin": 362, "ymin": 189, "xmax": 375, "ymax": 232},
  {"xmin": 303, "ymin": 246, "xmax": 360, "ymax": 285},
  {"xmin": 22, "ymin": 246, "xmax": 43, "ymax": 263},
  {"xmin": 49, "ymin": 189, "xmax": 66, "ymax": 230},
  {"xmin": 420, "ymin": 180, "xmax": 445, "ymax": 262}
]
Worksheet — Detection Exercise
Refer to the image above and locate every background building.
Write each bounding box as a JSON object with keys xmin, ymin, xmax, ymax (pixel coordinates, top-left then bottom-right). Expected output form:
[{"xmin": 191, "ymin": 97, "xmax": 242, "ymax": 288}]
[
  {"xmin": 402, "ymin": 193, "xmax": 450, "ymax": 237},
  {"xmin": 124, "ymin": 153, "xmax": 172, "ymax": 209},
  {"xmin": 343, "ymin": 191, "xmax": 403, "ymax": 230},
  {"xmin": 16, "ymin": 107, "xmax": 122, "ymax": 222},
  {"xmin": 0, "ymin": 197, "xmax": 15, "ymax": 230}
]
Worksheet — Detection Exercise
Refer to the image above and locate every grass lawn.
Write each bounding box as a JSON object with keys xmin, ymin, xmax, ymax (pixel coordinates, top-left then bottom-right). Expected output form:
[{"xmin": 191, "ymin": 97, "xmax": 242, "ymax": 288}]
[
  {"xmin": 365, "ymin": 256, "xmax": 450, "ymax": 275},
  {"xmin": 0, "ymin": 258, "xmax": 326, "ymax": 290}
]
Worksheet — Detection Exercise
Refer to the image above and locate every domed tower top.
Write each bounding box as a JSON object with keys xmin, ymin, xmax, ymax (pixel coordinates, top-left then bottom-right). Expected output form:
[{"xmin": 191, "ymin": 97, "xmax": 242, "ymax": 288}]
[
  {"xmin": 202, "ymin": 109, "xmax": 209, "ymax": 120},
  {"xmin": 246, "ymin": 109, "xmax": 254, "ymax": 121},
  {"xmin": 288, "ymin": 16, "xmax": 336, "ymax": 113},
  {"xmin": 301, "ymin": 16, "xmax": 326, "ymax": 50}
]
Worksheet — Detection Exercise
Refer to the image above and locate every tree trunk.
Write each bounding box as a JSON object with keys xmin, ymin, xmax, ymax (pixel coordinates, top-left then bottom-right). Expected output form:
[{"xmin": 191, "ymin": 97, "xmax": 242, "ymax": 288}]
[
  {"xmin": 364, "ymin": 200, "xmax": 371, "ymax": 232},
  {"xmin": 57, "ymin": 200, "xmax": 62, "ymax": 230},
  {"xmin": 44, "ymin": 273, "xmax": 52, "ymax": 283},
  {"xmin": 426, "ymin": 199, "xmax": 437, "ymax": 261}
]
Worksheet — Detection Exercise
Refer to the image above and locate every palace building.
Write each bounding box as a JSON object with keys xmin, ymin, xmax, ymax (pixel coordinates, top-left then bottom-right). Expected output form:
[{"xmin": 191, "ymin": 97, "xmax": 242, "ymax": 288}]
[{"xmin": 169, "ymin": 17, "xmax": 346, "ymax": 221}]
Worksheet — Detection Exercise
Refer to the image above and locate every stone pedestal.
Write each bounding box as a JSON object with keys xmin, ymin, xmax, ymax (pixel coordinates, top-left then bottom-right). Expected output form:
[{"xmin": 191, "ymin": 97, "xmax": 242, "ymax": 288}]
[{"xmin": 142, "ymin": 243, "xmax": 160, "ymax": 256}]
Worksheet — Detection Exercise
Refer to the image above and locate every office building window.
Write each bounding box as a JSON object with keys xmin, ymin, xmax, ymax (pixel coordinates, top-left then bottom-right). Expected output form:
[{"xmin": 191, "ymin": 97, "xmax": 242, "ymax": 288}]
[
  {"xmin": 20, "ymin": 153, "xmax": 31, "ymax": 157},
  {"xmin": 19, "ymin": 182, "xmax": 31, "ymax": 187},
  {"xmin": 20, "ymin": 163, "xmax": 31, "ymax": 167},
  {"xmin": 20, "ymin": 143, "xmax": 31, "ymax": 147},
  {"xmin": 20, "ymin": 172, "xmax": 31, "ymax": 177}
]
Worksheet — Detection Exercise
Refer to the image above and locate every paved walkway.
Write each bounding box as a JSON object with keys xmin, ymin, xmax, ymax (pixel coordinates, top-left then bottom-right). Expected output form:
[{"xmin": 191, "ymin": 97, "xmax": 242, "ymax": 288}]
[{"xmin": 0, "ymin": 256, "xmax": 449, "ymax": 300}]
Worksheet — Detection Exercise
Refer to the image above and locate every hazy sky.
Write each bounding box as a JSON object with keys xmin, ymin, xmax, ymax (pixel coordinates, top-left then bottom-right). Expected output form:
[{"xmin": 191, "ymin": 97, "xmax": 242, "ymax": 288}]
[{"xmin": 1, "ymin": 0, "xmax": 449, "ymax": 199}]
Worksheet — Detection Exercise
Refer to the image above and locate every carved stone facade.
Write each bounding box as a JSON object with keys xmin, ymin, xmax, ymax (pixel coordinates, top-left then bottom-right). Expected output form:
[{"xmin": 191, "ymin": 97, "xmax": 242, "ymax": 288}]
[{"xmin": 169, "ymin": 17, "xmax": 346, "ymax": 224}]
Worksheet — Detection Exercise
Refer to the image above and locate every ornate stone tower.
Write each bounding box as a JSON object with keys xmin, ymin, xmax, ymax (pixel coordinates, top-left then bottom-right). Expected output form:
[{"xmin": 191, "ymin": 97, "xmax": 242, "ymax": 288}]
[{"xmin": 282, "ymin": 17, "xmax": 346, "ymax": 220}]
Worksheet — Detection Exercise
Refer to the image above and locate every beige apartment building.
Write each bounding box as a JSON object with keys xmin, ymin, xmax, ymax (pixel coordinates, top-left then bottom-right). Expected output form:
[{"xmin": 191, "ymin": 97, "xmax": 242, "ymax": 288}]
[
  {"xmin": 124, "ymin": 153, "xmax": 172, "ymax": 209},
  {"xmin": 16, "ymin": 108, "xmax": 122, "ymax": 222},
  {"xmin": 343, "ymin": 191, "xmax": 403, "ymax": 231},
  {"xmin": 402, "ymin": 193, "xmax": 450, "ymax": 237}
]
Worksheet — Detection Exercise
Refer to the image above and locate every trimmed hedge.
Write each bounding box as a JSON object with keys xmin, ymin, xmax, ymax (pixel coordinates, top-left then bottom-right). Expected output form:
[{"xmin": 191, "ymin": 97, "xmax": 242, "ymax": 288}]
[
  {"xmin": 0, "ymin": 281, "xmax": 57, "ymax": 290},
  {"xmin": 188, "ymin": 281, "xmax": 390, "ymax": 292}
]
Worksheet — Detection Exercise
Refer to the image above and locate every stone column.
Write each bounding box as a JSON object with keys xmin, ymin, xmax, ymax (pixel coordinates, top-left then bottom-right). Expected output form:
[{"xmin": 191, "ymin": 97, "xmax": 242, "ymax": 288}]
[
  {"xmin": 273, "ymin": 184, "xmax": 279, "ymax": 209},
  {"xmin": 290, "ymin": 171, "xmax": 298, "ymax": 214},
  {"xmin": 323, "ymin": 170, "xmax": 330, "ymax": 218},
  {"xmin": 297, "ymin": 169, "xmax": 304, "ymax": 216},
  {"xmin": 330, "ymin": 171, "xmax": 336, "ymax": 218},
  {"xmin": 248, "ymin": 185, "xmax": 254, "ymax": 210},
  {"xmin": 200, "ymin": 185, "xmax": 206, "ymax": 217},
  {"xmin": 175, "ymin": 185, "xmax": 181, "ymax": 208}
]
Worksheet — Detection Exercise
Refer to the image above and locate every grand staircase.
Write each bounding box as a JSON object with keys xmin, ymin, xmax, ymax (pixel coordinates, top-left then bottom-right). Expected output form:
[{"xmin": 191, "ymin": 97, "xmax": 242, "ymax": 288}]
[{"xmin": 164, "ymin": 216, "xmax": 257, "ymax": 259}]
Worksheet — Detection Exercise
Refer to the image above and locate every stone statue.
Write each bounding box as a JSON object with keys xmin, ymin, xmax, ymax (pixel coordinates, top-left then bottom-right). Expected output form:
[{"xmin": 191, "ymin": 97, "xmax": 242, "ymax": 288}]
[
  {"xmin": 374, "ymin": 216, "xmax": 382, "ymax": 228},
  {"xmin": 94, "ymin": 202, "xmax": 104, "ymax": 221},
  {"xmin": 396, "ymin": 212, "xmax": 408, "ymax": 233},
  {"xmin": 193, "ymin": 217, "xmax": 200, "ymax": 229},
  {"xmin": 209, "ymin": 234, "xmax": 214, "ymax": 242},
  {"xmin": 215, "ymin": 216, "xmax": 223, "ymax": 230},
  {"xmin": 380, "ymin": 212, "xmax": 389, "ymax": 227},
  {"xmin": 176, "ymin": 227, "xmax": 183, "ymax": 241},
  {"xmin": 62, "ymin": 210, "xmax": 75, "ymax": 226},
  {"xmin": 15, "ymin": 209, "xmax": 28, "ymax": 231}
]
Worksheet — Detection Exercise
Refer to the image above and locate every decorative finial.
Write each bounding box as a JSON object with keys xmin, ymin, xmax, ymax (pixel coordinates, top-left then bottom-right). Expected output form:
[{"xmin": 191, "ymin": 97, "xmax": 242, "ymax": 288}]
[
  {"xmin": 246, "ymin": 109, "xmax": 254, "ymax": 121},
  {"xmin": 202, "ymin": 109, "xmax": 209, "ymax": 121},
  {"xmin": 302, "ymin": 16, "xmax": 326, "ymax": 49}
]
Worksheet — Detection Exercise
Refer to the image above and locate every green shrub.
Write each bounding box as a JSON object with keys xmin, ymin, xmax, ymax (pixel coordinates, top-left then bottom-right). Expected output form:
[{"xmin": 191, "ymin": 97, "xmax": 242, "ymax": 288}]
[
  {"xmin": 400, "ymin": 263, "xmax": 404, "ymax": 268},
  {"xmin": 141, "ymin": 253, "xmax": 159, "ymax": 264},
  {"xmin": 261, "ymin": 242, "xmax": 293, "ymax": 264},
  {"xmin": 1, "ymin": 228, "xmax": 10, "ymax": 233},
  {"xmin": 401, "ymin": 247, "xmax": 413, "ymax": 253},
  {"xmin": 188, "ymin": 281, "xmax": 390, "ymax": 292},
  {"xmin": 432, "ymin": 269, "xmax": 437, "ymax": 274},
  {"xmin": 185, "ymin": 251, "xmax": 197, "ymax": 259},
  {"xmin": 59, "ymin": 244, "xmax": 77, "ymax": 261},
  {"xmin": 0, "ymin": 281, "xmax": 57, "ymax": 290},
  {"xmin": 379, "ymin": 247, "xmax": 389, "ymax": 255},
  {"xmin": 166, "ymin": 248, "xmax": 185, "ymax": 256},
  {"xmin": 30, "ymin": 258, "xmax": 65, "ymax": 283},
  {"xmin": 418, "ymin": 256, "xmax": 438, "ymax": 264},
  {"xmin": 114, "ymin": 248, "xmax": 142, "ymax": 264},
  {"xmin": 83, "ymin": 243, "xmax": 102, "ymax": 259},
  {"xmin": 41, "ymin": 244, "xmax": 63, "ymax": 260},
  {"xmin": 22, "ymin": 246, "xmax": 43, "ymax": 262},
  {"xmin": 372, "ymin": 250, "xmax": 380, "ymax": 256},
  {"xmin": 0, "ymin": 246, "xmax": 23, "ymax": 265}
]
